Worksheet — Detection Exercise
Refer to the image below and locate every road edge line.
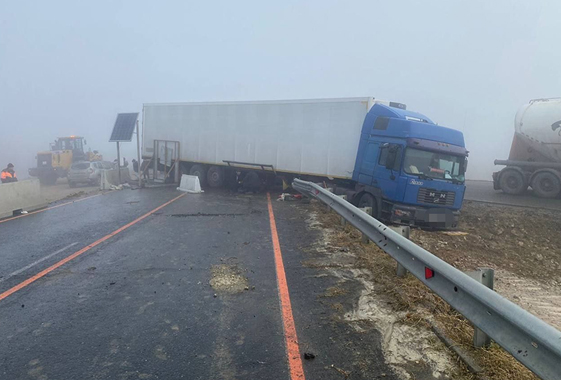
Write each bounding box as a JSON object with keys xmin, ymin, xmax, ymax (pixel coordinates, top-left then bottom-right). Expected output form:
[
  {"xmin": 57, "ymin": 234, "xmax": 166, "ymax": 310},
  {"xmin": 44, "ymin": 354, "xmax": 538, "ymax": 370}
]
[
  {"xmin": 0, "ymin": 193, "xmax": 186, "ymax": 302},
  {"xmin": 267, "ymin": 192, "xmax": 306, "ymax": 380}
]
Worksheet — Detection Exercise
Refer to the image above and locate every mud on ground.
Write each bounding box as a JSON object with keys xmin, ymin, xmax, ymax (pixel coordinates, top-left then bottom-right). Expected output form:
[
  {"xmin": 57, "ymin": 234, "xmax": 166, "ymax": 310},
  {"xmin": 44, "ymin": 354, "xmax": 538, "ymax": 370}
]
[
  {"xmin": 304, "ymin": 199, "xmax": 561, "ymax": 380},
  {"xmin": 303, "ymin": 209, "xmax": 466, "ymax": 380},
  {"xmin": 413, "ymin": 200, "xmax": 561, "ymax": 284},
  {"xmin": 40, "ymin": 177, "xmax": 100, "ymax": 204}
]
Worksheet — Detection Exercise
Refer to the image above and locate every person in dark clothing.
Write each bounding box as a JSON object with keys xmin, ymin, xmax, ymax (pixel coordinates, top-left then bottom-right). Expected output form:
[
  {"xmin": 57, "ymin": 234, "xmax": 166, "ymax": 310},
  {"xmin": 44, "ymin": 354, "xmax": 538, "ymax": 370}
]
[
  {"xmin": 132, "ymin": 159, "xmax": 139, "ymax": 173},
  {"xmin": 1, "ymin": 163, "xmax": 17, "ymax": 183},
  {"xmin": 139, "ymin": 160, "xmax": 150, "ymax": 180}
]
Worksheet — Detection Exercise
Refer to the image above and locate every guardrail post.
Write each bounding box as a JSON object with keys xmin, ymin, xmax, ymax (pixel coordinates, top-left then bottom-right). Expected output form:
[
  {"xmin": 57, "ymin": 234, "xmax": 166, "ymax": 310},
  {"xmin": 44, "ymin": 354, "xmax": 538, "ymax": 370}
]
[
  {"xmin": 465, "ymin": 268, "xmax": 494, "ymax": 348},
  {"xmin": 337, "ymin": 195, "xmax": 347, "ymax": 226},
  {"xmin": 359, "ymin": 207, "xmax": 372, "ymax": 243},
  {"xmin": 326, "ymin": 188, "xmax": 333, "ymax": 211},
  {"xmin": 389, "ymin": 225, "xmax": 410, "ymax": 277}
]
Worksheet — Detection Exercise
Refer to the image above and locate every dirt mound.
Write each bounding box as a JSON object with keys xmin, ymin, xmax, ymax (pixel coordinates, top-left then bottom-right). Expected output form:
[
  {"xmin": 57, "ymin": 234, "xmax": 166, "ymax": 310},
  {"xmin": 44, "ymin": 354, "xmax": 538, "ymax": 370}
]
[{"xmin": 412, "ymin": 201, "xmax": 561, "ymax": 284}]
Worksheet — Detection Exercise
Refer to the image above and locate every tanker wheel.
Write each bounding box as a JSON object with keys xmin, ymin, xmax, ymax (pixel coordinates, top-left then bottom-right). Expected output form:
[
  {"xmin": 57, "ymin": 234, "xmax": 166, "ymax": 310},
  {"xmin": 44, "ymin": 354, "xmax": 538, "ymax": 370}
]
[
  {"xmin": 207, "ymin": 166, "xmax": 225, "ymax": 188},
  {"xmin": 531, "ymin": 172, "xmax": 561, "ymax": 198},
  {"xmin": 358, "ymin": 193, "xmax": 378, "ymax": 219},
  {"xmin": 189, "ymin": 164, "xmax": 207, "ymax": 187},
  {"xmin": 499, "ymin": 169, "xmax": 526, "ymax": 195}
]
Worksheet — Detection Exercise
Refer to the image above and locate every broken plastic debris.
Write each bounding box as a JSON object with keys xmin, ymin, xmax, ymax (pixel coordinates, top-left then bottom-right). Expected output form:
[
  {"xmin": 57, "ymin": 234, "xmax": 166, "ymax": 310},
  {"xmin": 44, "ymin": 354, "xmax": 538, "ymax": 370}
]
[
  {"xmin": 277, "ymin": 193, "xmax": 303, "ymax": 201},
  {"xmin": 303, "ymin": 352, "xmax": 316, "ymax": 360}
]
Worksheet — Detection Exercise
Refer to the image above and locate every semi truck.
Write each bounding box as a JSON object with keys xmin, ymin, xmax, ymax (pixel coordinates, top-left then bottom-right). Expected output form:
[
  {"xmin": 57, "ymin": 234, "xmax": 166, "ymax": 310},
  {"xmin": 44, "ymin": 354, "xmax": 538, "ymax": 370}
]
[
  {"xmin": 493, "ymin": 98, "xmax": 561, "ymax": 198},
  {"xmin": 142, "ymin": 98, "xmax": 468, "ymax": 228}
]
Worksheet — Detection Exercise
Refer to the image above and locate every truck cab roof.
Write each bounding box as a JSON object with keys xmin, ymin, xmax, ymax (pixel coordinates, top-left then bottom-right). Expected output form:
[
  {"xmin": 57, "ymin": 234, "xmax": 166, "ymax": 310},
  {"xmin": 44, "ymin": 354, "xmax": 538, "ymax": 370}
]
[{"xmin": 363, "ymin": 104, "xmax": 466, "ymax": 152}]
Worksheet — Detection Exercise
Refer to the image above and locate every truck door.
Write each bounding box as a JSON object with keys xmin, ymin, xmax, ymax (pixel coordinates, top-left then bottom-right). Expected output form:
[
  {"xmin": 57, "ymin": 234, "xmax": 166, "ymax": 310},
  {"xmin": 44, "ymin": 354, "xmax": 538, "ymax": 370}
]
[
  {"xmin": 373, "ymin": 144, "xmax": 402, "ymax": 200},
  {"xmin": 357, "ymin": 142, "xmax": 379, "ymax": 185}
]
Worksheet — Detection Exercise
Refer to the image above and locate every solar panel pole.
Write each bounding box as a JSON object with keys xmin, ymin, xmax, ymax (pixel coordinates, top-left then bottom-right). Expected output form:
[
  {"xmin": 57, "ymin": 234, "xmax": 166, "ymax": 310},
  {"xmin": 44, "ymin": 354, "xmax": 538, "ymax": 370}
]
[
  {"xmin": 136, "ymin": 119, "xmax": 141, "ymax": 188},
  {"xmin": 116, "ymin": 141, "xmax": 122, "ymax": 184}
]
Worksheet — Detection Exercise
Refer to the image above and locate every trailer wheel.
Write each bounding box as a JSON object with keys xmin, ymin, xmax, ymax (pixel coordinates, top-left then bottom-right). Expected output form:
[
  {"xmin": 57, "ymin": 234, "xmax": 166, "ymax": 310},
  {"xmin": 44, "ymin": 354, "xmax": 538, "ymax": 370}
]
[
  {"xmin": 499, "ymin": 169, "xmax": 526, "ymax": 195},
  {"xmin": 358, "ymin": 193, "xmax": 378, "ymax": 218},
  {"xmin": 531, "ymin": 171, "xmax": 561, "ymax": 198},
  {"xmin": 189, "ymin": 164, "xmax": 207, "ymax": 186},
  {"xmin": 207, "ymin": 166, "xmax": 225, "ymax": 188}
]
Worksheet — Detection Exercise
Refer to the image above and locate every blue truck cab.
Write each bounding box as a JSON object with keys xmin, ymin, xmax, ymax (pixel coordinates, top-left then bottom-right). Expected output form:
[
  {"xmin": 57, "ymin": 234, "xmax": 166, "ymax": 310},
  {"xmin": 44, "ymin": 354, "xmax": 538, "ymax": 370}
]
[{"xmin": 351, "ymin": 104, "xmax": 468, "ymax": 228}]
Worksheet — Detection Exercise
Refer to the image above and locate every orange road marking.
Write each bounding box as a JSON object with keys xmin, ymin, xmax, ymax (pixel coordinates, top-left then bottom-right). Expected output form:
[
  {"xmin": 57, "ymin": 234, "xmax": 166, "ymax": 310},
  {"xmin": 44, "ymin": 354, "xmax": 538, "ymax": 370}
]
[
  {"xmin": 267, "ymin": 193, "xmax": 306, "ymax": 380},
  {"xmin": 0, "ymin": 193, "xmax": 186, "ymax": 302},
  {"xmin": 0, "ymin": 193, "xmax": 104, "ymax": 225}
]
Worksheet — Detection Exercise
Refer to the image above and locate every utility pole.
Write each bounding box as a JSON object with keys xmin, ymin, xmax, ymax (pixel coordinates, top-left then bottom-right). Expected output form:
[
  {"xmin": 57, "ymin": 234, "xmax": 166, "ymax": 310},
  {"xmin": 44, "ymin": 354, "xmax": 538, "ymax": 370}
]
[
  {"xmin": 116, "ymin": 141, "xmax": 121, "ymax": 184},
  {"xmin": 136, "ymin": 119, "xmax": 141, "ymax": 188}
]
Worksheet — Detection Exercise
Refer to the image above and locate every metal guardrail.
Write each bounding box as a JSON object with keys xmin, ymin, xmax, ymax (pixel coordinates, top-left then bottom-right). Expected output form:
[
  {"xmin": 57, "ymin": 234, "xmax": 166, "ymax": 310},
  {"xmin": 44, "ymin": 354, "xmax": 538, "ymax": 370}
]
[{"xmin": 292, "ymin": 179, "xmax": 561, "ymax": 380}]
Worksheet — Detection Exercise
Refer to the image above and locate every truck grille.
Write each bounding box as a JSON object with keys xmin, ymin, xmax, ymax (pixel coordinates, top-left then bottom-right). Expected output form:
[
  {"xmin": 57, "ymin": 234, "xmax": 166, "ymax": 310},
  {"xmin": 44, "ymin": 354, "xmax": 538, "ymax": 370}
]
[{"xmin": 417, "ymin": 188, "xmax": 455, "ymax": 206}]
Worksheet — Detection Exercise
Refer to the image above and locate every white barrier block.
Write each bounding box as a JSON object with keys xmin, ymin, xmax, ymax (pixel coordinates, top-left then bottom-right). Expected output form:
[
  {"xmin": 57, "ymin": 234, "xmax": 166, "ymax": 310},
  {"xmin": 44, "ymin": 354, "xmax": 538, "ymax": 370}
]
[
  {"xmin": 177, "ymin": 175, "xmax": 203, "ymax": 193},
  {"xmin": 100, "ymin": 168, "xmax": 131, "ymax": 190},
  {"xmin": 0, "ymin": 179, "xmax": 47, "ymax": 219}
]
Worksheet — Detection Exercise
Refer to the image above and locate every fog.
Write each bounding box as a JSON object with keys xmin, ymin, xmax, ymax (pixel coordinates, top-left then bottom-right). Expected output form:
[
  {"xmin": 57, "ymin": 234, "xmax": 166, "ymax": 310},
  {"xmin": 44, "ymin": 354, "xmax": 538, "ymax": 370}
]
[{"xmin": 1, "ymin": 0, "xmax": 560, "ymax": 180}]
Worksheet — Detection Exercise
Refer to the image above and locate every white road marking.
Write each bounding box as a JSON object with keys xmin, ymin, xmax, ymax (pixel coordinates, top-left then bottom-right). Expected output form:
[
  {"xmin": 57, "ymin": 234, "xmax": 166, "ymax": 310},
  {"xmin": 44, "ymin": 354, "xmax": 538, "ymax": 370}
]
[{"xmin": 0, "ymin": 242, "xmax": 79, "ymax": 284}]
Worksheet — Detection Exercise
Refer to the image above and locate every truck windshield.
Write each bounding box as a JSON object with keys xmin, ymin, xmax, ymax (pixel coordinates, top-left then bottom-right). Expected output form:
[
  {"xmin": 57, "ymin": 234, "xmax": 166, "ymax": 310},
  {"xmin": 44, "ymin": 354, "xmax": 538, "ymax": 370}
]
[{"xmin": 403, "ymin": 148, "xmax": 465, "ymax": 182}]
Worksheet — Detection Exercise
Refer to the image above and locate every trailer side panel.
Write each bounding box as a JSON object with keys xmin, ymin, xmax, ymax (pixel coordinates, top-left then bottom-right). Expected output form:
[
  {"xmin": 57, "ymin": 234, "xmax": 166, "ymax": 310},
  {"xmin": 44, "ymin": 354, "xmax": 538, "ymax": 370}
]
[{"xmin": 143, "ymin": 98, "xmax": 372, "ymax": 179}]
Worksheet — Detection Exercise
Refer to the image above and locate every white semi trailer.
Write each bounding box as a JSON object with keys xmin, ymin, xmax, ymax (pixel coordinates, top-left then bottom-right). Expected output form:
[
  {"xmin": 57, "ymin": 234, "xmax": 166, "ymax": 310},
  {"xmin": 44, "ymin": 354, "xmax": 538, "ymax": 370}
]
[
  {"xmin": 141, "ymin": 97, "xmax": 469, "ymax": 228},
  {"xmin": 493, "ymin": 98, "xmax": 561, "ymax": 198},
  {"xmin": 142, "ymin": 97, "xmax": 385, "ymax": 187}
]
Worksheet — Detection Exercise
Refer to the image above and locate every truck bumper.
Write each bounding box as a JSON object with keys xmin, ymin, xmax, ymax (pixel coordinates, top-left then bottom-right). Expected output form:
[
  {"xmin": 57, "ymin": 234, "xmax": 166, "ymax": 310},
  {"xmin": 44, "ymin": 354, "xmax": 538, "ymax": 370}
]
[{"xmin": 389, "ymin": 204, "xmax": 459, "ymax": 229}]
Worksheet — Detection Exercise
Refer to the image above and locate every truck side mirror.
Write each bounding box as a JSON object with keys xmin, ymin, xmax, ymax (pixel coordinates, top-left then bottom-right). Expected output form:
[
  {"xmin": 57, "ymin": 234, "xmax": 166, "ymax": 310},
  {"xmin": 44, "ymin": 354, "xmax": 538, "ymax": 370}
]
[
  {"xmin": 385, "ymin": 150, "xmax": 397, "ymax": 170},
  {"xmin": 385, "ymin": 144, "xmax": 400, "ymax": 170},
  {"xmin": 464, "ymin": 157, "xmax": 468, "ymax": 172}
]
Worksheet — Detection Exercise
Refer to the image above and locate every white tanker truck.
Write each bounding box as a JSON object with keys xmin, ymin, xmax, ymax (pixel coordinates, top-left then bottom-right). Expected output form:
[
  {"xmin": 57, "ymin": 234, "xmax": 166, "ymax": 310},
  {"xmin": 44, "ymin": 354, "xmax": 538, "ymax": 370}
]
[{"xmin": 493, "ymin": 98, "xmax": 561, "ymax": 198}]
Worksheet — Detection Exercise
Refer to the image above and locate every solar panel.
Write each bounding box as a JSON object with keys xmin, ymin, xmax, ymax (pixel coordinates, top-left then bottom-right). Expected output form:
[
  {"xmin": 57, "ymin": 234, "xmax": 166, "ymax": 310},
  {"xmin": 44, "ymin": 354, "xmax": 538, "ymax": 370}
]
[{"xmin": 109, "ymin": 113, "xmax": 139, "ymax": 142}]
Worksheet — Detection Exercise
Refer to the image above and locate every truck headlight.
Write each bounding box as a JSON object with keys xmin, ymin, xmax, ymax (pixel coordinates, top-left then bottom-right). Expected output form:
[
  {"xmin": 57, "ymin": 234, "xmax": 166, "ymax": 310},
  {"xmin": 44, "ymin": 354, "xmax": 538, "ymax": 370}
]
[{"xmin": 394, "ymin": 209, "xmax": 412, "ymax": 218}]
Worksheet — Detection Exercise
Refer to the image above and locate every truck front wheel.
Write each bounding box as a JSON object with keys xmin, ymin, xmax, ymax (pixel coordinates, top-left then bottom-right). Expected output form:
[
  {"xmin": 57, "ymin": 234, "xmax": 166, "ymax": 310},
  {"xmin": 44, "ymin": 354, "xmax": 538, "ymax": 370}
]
[
  {"xmin": 358, "ymin": 193, "xmax": 378, "ymax": 219},
  {"xmin": 189, "ymin": 164, "xmax": 207, "ymax": 187},
  {"xmin": 499, "ymin": 169, "xmax": 526, "ymax": 195},
  {"xmin": 207, "ymin": 166, "xmax": 225, "ymax": 188},
  {"xmin": 531, "ymin": 172, "xmax": 561, "ymax": 198}
]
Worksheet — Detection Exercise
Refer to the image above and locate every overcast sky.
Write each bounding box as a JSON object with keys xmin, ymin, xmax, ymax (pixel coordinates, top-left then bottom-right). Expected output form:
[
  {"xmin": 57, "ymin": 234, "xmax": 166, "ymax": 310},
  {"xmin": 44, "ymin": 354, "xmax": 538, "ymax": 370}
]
[{"xmin": 1, "ymin": 0, "xmax": 560, "ymax": 180}]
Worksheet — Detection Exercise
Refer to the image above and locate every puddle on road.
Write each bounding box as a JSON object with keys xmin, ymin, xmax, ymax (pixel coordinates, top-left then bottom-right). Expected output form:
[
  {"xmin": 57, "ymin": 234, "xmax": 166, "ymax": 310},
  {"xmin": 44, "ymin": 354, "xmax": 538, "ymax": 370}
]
[{"xmin": 209, "ymin": 263, "xmax": 249, "ymax": 294}]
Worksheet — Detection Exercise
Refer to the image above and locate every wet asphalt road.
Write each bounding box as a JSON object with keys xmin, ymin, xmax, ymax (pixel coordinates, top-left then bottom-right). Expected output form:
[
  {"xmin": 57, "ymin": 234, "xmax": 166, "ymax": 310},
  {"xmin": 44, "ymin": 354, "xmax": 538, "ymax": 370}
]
[
  {"xmin": 465, "ymin": 180, "xmax": 561, "ymax": 210},
  {"xmin": 0, "ymin": 187, "xmax": 394, "ymax": 380}
]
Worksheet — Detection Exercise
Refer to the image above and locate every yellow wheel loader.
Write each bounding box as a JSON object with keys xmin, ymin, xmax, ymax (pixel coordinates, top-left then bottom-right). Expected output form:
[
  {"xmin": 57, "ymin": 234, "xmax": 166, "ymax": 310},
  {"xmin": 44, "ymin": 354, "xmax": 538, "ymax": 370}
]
[{"xmin": 29, "ymin": 136, "xmax": 102, "ymax": 185}]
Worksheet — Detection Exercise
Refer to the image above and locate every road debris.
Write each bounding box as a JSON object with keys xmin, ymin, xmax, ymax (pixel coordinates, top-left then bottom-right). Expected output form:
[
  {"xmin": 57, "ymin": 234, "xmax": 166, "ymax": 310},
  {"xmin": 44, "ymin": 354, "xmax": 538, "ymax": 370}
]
[
  {"xmin": 331, "ymin": 364, "xmax": 350, "ymax": 378},
  {"xmin": 277, "ymin": 193, "xmax": 303, "ymax": 201},
  {"xmin": 303, "ymin": 352, "xmax": 316, "ymax": 360},
  {"xmin": 440, "ymin": 231, "xmax": 467, "ymax": 236},
  {"xmin": 209, "ymin": 263, "xmax": 249, "ymax": 294}
]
